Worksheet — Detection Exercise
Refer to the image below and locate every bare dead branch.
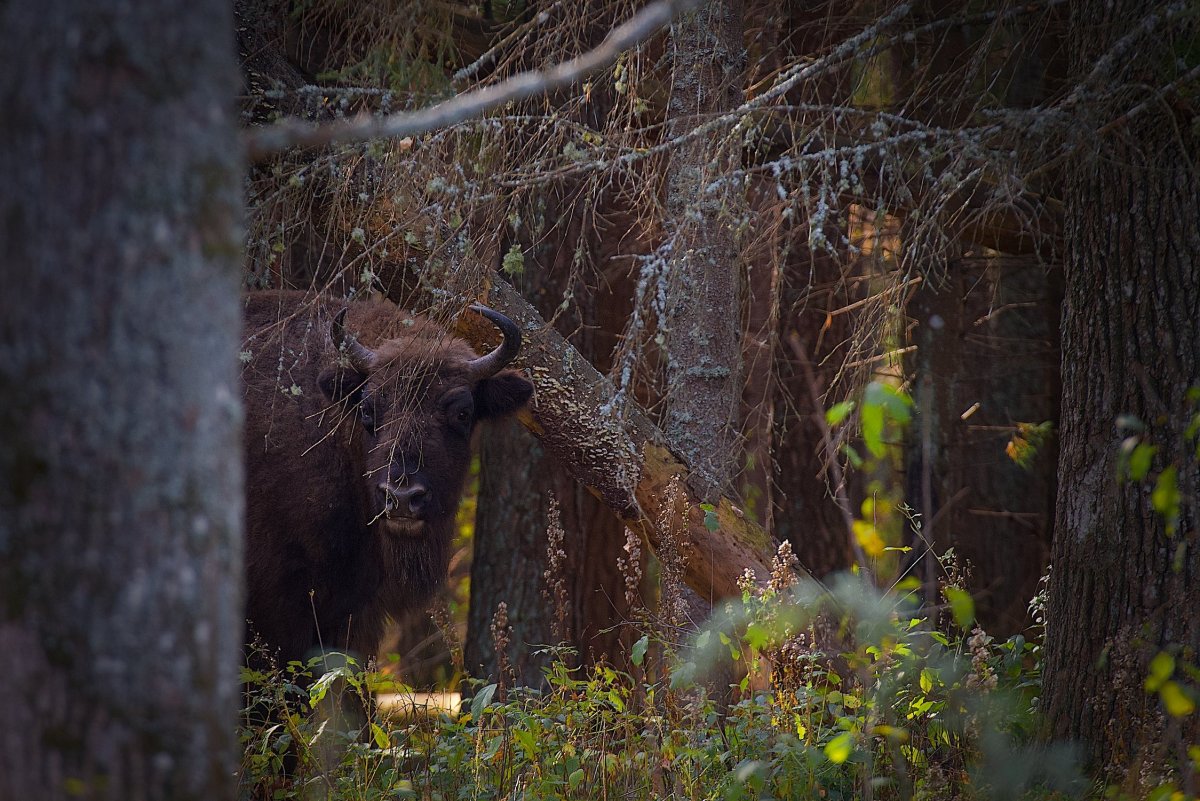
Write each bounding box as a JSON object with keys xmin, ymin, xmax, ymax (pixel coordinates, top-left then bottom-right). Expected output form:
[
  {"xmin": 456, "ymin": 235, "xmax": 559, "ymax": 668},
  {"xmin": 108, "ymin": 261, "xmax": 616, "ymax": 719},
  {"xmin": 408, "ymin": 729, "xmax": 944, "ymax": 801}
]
[{"xmin": 243, "ymin": 0, "xmax": 698, "ymax": 163}]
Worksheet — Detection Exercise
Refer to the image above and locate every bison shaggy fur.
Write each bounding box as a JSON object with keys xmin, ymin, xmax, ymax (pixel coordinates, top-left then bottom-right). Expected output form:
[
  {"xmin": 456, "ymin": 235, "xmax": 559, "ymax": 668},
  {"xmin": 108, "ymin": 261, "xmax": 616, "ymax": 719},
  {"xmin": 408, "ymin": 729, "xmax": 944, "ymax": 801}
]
[{"xmin": 240, "ymin": 290, "xmax": 531, "ymax": 668}]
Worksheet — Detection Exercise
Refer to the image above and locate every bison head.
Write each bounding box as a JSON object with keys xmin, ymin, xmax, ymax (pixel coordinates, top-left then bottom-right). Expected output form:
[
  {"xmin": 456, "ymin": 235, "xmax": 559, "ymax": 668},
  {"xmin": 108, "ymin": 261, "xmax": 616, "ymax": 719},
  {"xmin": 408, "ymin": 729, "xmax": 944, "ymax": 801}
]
[{"xmin": 315, "ymin": 304, "xmax": 532, "ymax": 539}]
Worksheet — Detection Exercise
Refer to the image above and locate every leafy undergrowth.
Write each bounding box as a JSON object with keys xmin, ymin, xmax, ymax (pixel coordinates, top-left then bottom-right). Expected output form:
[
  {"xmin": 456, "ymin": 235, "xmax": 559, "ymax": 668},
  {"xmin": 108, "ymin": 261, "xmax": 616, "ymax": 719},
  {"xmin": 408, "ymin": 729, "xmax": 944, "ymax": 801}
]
[{"xmin": 238, "ymin": 564, "xmax": 1095, "ymax": 801}]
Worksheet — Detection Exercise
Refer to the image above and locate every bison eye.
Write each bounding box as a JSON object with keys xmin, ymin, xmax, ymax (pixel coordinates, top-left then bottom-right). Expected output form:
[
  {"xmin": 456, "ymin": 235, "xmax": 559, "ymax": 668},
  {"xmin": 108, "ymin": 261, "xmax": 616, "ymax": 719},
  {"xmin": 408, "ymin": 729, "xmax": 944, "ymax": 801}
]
[
  {"xmin": 443, "ymin": 391, "xmax": 475, "ymax": 436},
  {"xmin": 360, "ymin": 395, "xmax": 378, "ymax": 434}
]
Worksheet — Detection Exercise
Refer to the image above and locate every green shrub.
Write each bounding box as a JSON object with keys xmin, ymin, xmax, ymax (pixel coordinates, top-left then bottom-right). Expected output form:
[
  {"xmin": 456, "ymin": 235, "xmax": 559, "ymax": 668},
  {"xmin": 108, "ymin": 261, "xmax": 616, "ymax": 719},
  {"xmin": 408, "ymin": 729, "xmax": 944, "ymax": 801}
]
[{"xmin": 239, "ymin": 564, "xmax": 1086, "ymax": 800}]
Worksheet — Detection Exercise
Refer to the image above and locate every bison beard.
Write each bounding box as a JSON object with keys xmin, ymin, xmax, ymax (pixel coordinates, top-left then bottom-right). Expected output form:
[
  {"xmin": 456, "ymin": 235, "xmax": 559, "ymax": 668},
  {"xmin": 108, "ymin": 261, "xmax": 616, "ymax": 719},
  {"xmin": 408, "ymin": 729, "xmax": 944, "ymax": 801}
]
[{"xmin": 240, "ymin": 290, "xmax": 532, "ymax": 670}]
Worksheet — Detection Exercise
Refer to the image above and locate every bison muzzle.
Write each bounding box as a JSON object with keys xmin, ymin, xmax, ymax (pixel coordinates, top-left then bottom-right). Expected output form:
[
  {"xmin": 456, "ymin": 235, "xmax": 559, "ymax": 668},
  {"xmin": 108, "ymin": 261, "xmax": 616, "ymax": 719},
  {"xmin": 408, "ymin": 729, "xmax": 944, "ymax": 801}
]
[{"xmin": 240, "ymin": 290, "xmax": 532, "ymax": 669}]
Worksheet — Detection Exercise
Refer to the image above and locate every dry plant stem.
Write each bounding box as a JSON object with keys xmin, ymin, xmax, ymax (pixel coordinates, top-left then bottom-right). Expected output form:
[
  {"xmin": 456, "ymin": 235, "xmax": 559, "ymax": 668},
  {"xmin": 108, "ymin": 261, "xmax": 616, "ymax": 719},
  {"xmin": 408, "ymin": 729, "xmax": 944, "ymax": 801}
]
[
  {"xmin": 490, "ymin": 602, "xmax": 511, "ymax": 703},
  {"xmin": 786, "ymin": 333, "xmax": 871, "ymax": 581},
  {"xmin": 243, "ymin": 0, "xmax": 700, "ymax": 162},
  {"xmin": 541, "ymin": 492, "xmax": 570, "ymax": 641},
  {"xmin": 920, "ymin": 373, "xmax": 937, "ymax": 607},
  {"xmin": 454, "ymin": 276, "xmax": 782, "ymax": 601}
]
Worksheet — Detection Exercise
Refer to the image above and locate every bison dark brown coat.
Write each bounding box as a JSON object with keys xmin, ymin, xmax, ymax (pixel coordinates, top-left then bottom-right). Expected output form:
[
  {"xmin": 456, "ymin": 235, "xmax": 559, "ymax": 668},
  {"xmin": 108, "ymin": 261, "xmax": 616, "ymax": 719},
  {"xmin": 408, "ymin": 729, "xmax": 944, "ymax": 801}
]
[{"xmin": 240, "ymin": 290, "xmax": 532, "ymax": 668}]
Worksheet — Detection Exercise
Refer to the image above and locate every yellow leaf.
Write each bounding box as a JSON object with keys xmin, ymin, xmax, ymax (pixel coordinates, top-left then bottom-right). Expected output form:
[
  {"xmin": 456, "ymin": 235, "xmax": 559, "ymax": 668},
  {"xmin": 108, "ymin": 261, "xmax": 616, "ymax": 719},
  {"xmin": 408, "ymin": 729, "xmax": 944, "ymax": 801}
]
[
  {"xmin": 1145, "ymin": 651, "xmax": 1175, "ymax": 692},
  {"xmin": 825, "ymin": 732, "xmax": 854, "ymax": 764},
  {"xmin": 1161, "ymin": 681, "xmax": 1196, "ymax": 718},
  {"xmin": 853, "ymin": 520, "xmax": 886, "ymax": 558}
]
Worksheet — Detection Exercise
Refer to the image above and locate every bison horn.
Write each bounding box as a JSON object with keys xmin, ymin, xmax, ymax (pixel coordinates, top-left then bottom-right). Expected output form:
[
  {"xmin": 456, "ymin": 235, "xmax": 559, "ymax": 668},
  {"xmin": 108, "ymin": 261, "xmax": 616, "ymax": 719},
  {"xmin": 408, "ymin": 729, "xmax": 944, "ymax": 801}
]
[
  {"xmin": 465, "ymin": 304, "xmax": 521, "ymax": 379},
  {"xmin": 331, "ymin": 308, "xmax": 377, "ymax": 372}
]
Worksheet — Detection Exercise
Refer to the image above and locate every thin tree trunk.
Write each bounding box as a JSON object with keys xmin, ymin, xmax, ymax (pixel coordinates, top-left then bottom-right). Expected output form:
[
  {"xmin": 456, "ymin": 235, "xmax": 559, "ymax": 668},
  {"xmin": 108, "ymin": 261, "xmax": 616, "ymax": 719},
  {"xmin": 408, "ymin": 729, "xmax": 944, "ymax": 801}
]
[
  {"xmin": 1043, "ymin": 0, "xmax": 1199, "ymax": 781},
  {"xmin": 0, "ymin": 2, "xmax": 243, "ymax": 800},
  {"xmin": 662, "ymin": 0, "xmax": 746, "ymax": 503}
]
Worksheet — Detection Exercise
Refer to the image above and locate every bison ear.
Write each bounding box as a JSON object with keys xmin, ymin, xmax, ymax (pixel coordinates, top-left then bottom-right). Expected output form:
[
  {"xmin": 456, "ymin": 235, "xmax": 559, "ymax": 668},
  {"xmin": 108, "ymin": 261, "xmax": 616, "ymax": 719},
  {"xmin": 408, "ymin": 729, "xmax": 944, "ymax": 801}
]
[
  {"xmin": 318, "ymin": 366, "xmax": 367, "ymax": 405},
  {"xmin": 474, "ymin": 370, "xmax": 533, "ymax": 419}
]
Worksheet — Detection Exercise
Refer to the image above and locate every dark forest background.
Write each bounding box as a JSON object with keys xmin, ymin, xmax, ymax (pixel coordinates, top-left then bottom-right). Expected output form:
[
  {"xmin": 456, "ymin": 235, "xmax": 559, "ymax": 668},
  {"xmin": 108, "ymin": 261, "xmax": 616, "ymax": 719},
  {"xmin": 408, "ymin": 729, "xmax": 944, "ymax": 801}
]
[{"xmin": 2, "ymin": 0, "xmax": 1198, "ymax": 799}]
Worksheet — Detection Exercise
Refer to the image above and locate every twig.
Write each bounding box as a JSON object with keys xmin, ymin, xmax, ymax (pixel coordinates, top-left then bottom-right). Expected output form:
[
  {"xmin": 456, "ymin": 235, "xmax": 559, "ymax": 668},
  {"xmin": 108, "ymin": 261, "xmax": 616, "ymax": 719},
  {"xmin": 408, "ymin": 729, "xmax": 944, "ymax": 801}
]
[
  {"xmin": 244, "ymin": 0, "xmax": 698, "ymax": 162},
  {"xmin": 824, "ymin": 276, "xmax": 923, "ymax": 318},
  {"xmin": 842, "ymin": 345, "xmax": 916, "ymax": 370},
  {"xmin": 1061, "ymin": 2, "xmax": 1191, "ymax": 109},
  {"xmin": 452, "ymin": 2, "xmax": 564, "ymax": 86},
  {"xmin": 1095, "ymin": 62, "xmax": 1200, "ymax": 137},
  {"xmin": 972, "ymin": 300, "xmax": 1039, "ymax": 326}
]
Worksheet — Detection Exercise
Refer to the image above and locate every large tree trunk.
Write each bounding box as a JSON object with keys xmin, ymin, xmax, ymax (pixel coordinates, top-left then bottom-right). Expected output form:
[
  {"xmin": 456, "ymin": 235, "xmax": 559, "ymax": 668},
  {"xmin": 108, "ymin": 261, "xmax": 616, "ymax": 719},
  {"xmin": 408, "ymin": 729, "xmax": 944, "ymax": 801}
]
[
  {"xmin": 1043, "ymin": 0, "xmax": 1199, "ymax": 782},
  {"xmin": 0, "ymin": 2, "xmax": 243, "ymax": 800}
]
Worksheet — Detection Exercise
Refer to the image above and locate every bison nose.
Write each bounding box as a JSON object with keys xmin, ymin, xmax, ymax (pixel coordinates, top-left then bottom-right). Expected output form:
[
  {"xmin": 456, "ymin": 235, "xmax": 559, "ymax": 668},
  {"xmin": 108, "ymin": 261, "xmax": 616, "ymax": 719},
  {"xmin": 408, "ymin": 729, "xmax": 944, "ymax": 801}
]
[{"xmin": 379, "ymin": 481, "xmax": 431, "ymax": 519}]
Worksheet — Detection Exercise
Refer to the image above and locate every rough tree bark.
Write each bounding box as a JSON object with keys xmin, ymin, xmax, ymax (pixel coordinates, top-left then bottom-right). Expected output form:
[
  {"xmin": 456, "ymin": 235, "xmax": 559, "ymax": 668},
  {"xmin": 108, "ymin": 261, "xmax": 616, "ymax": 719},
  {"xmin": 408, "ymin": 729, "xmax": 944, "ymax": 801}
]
[
  {"xmin": 0, "ymin": 2, "xmax": 244, "ymax": 800},
  {"xmin": 1043, "ymin": 0, "xmax": 1199, "ymax": 782},
  {"xmin": 662, "ymin": 0, "xmax": 747, "ymax": 503}
]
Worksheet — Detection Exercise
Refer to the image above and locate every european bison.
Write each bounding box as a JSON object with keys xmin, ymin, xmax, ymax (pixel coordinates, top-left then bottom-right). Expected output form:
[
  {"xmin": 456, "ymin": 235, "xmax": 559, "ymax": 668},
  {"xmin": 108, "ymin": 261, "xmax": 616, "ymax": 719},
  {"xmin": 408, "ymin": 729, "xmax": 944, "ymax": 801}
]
[{"xmin": 240, "ymin": 290, "xmax": 532, "ymax": 668}]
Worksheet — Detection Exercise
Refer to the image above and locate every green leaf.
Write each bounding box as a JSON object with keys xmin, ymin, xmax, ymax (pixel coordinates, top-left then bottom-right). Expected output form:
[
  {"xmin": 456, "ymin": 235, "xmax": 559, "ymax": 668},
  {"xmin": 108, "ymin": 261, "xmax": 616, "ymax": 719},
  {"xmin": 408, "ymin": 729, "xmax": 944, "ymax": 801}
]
[
  {"xmin": 512, "ymin": 727, "xmax": 537, "ymax": 759},
  {"xmin": 569, "ymin": 769, "xmax": 585, "ymax": 790},
  {"xmin": 631, "ymin": 635, "xmax": 649, "ymax": 666},
  {"xmin": 308, "ymin": 665, "xmax": 350, "ymax": 705},
  {"xmin": 1146, "ymin": 651, "xmax": 1175, "ymax": 692},
  {"xmin": 824, "ymin": 732, "xmax": 854, "ymax": 764},
  {"xmin": 670, "ymin": 660, "xmax": 696, "ymax": 689},
  {"xmin": 825, "ymin": 400, "xmax": 856, "ymax": 427},
  {"xmin": 1147, "ymin": 784, "xmax": 1178, "ymax": 801},
  {"xmin": 501, "ymin": 243, "xmax": 525, "ymax": 277},
  {"xmin": 1128, "ymin": 443, "xmax": 1157, "ymax": 481},
  {"xmin": 919, "ymin": 668, "xmax": 935, "ymax": 694},
  {"xmin": 470, "ymin": 683, "xmax": 497, "ymax": 719},
  {"xmin": 862, "ymin": 403, "xmax": 886, "ymax": 458},
  {"xmin": 841, "ymin": 443, "xmax": 864, "ymax": 468},
  {"xmin": 745, "ymin": 622, "xmax": 770, "ymax": 651},
  {"xmin": 370, "ymin": 722, "xmax": 389, "ymax": 749},
  {"xmin": 944, "ymin": 587, "xmax": 975, "ymax": 630},
  {"xmin": 1161, "ymin": 681, "xmax": 1196, "ymax": 717},
  {"xmin": 1185, "ymin": 412, "xmax": 1200, "ymax": 457},
  {"xmin": 1152, "ymin": 466, "xmax": 1181, "ymax": 534},
  {"xmin": 1116, "ymin": 414, "xmax": 1145, "ymax": 432},
  {"xmin": 865, "ymin": 381, "xmax": 912, "ymax": 424}
]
